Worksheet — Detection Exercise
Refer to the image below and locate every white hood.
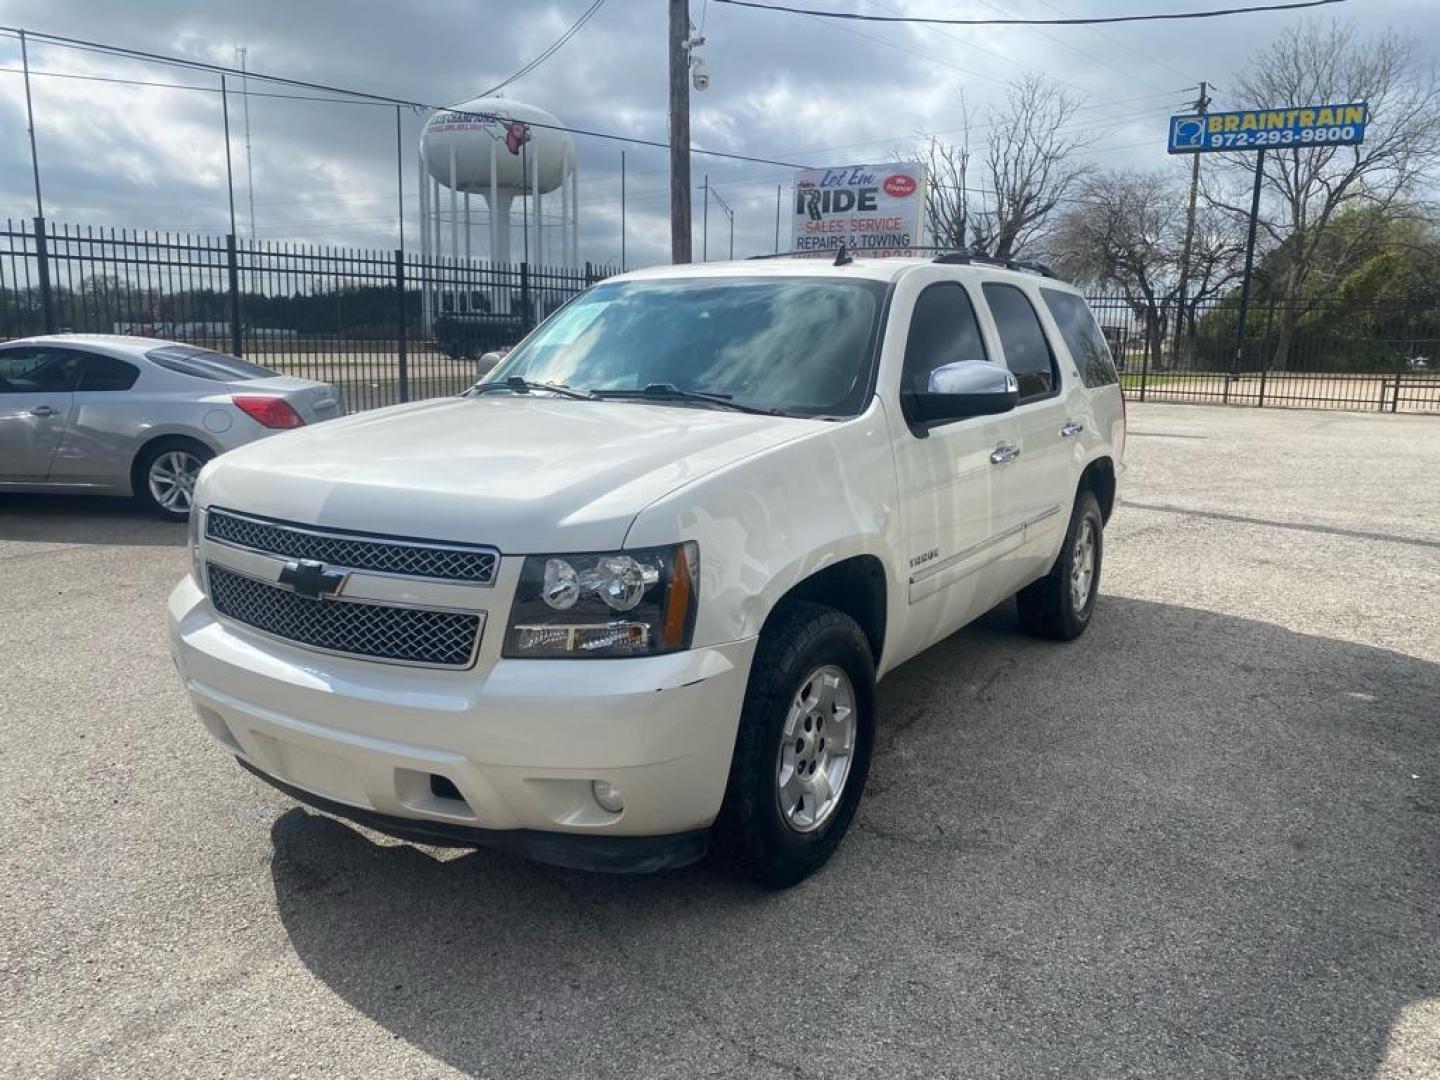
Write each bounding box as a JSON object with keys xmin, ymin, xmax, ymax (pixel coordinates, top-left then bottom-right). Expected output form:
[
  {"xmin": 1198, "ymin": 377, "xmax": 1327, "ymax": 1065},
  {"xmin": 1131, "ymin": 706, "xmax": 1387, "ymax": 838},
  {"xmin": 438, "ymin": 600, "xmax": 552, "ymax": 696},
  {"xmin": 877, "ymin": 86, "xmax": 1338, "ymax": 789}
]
[{"xmin": 198, "ymin": 395, "xmax": 819, "ymax": 552}]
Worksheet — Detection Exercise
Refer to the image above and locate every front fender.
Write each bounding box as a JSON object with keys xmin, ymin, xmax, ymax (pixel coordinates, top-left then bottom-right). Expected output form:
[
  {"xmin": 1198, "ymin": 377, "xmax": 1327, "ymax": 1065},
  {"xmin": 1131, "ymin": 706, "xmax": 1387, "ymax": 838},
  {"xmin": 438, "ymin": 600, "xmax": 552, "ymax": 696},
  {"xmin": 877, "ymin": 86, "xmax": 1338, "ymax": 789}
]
[{"xmin": 622, "ymin": 398, "xmax": 905, "ymax": 657}]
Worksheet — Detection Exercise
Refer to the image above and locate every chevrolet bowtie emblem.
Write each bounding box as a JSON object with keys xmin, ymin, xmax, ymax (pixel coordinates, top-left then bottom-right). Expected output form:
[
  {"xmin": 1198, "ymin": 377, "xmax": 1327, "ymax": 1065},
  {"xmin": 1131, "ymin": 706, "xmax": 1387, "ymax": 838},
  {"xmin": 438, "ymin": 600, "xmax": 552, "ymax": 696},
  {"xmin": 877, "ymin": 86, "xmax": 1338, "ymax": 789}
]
[{"xmin": 278, "ymin": 559, "xmax": 347, "ymax": 600}]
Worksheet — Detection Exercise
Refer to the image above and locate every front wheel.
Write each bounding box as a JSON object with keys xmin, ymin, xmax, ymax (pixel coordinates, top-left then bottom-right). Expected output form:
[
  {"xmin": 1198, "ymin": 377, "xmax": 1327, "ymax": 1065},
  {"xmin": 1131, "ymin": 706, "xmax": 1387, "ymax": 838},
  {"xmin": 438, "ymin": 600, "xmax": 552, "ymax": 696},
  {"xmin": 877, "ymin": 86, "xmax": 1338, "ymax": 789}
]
[
  {"xmin": 1016, "ymin": 489, "xmax": 1103, "ymax": 641},
  {"xmin": 714, "ymin": 602, "xmax": 876, "ymax": 888}
]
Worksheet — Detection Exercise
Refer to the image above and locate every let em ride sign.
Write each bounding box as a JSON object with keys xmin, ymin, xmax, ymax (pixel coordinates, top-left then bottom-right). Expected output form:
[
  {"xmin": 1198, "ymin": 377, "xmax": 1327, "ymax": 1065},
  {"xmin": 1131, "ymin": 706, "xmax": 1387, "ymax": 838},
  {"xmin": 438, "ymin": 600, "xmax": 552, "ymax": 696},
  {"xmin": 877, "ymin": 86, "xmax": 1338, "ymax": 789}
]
[
  {"xmin": 791, "ymin": 163, "xmax": 927, "ymax": 257},
  {"xmin": 1168, "ymin": 102, "xmax": 1369, "ymax": 154}
]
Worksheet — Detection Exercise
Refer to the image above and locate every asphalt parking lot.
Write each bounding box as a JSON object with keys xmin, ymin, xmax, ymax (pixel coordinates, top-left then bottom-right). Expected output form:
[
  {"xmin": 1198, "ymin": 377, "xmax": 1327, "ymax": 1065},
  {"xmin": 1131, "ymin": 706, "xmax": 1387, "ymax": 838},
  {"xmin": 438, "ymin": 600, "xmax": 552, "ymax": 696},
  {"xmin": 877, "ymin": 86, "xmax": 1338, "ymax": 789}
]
[{"xmin": 3, "ymin": 401, "xmax": 1437, "ymax": 1079}]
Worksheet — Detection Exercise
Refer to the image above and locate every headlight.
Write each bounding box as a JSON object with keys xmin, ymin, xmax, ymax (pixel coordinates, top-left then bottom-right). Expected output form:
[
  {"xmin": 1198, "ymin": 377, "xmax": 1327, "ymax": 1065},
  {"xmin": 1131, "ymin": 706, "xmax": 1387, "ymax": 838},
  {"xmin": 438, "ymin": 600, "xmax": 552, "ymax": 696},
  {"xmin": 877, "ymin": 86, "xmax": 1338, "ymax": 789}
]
[
  {"xmin": 188, "ymin": 506, "xmax": 205, "ymax": 592},
  {"xmin": 503, "ymin": 542, "xmax": 698, "ymax": 659}
]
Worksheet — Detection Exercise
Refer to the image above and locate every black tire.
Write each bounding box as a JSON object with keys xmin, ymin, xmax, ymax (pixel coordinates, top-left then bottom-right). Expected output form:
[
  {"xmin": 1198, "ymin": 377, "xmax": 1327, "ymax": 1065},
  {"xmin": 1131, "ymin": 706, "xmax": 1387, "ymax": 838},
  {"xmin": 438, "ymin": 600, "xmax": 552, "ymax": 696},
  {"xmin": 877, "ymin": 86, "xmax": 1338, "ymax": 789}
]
[
  {"xmin": 1016, "ymin": 488, "xmax": 1104, "ymax": 641},
  {"xmin": 714, "ymin": 602, "xmax": 876, "ymax": 888},
  {"xmin": 133, "ymin": 437, "xmax": 213, "ymax": 522}
]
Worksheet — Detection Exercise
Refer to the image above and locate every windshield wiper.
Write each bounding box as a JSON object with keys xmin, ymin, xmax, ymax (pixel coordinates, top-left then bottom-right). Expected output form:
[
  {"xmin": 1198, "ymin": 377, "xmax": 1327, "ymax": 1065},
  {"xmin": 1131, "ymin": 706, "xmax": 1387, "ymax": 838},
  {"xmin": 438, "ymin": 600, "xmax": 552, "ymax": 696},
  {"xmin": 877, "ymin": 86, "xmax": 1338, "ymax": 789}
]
[
  {"xmin": 591, "ymin": 383, "xmax": 781, "ymax": 416},
  {"xmin": 470, "ymin": 376, "xmax": 595, "ymax": 401}
]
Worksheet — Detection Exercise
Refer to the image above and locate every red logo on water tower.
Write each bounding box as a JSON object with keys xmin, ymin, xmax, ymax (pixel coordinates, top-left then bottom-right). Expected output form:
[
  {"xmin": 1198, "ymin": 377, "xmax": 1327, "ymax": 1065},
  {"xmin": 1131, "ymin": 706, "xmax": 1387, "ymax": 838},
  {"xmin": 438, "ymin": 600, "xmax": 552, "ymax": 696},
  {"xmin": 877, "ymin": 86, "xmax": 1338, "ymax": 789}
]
[{"xmin": 883, "ymin": 174, "xmax": 917, "ymax": 198}]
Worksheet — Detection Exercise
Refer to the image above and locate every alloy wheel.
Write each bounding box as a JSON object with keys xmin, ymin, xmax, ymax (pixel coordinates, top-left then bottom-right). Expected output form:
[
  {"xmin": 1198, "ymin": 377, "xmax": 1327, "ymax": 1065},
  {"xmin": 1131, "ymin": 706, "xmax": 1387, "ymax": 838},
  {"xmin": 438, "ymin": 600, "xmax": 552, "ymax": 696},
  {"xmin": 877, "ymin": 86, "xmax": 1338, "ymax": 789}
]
[{"xmin": 775, "ymin": 664, "xmax": 857, "ymax": 833}]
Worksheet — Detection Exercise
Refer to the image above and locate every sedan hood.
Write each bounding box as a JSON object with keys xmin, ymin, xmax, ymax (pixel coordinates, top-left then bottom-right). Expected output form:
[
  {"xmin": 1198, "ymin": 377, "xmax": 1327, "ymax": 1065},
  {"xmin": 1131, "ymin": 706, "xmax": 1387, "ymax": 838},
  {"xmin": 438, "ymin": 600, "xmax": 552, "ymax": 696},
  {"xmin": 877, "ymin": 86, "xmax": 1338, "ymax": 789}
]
[{"xmin": 199, "ymin": 395, "xmax": 819, "ymax": 552}]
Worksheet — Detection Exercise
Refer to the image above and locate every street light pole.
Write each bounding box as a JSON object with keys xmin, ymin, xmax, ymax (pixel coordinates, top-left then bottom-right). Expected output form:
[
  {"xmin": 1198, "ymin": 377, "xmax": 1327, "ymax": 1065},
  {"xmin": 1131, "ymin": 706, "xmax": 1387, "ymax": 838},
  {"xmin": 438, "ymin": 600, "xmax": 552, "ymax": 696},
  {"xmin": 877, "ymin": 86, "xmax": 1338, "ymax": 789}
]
[
  {"xmin": 668, "ymin": 0, "xmax": 692, "ymax": 263},
  {"xmin": 20, "ymin": 29, "xmax": 44, "ymax": 220}
]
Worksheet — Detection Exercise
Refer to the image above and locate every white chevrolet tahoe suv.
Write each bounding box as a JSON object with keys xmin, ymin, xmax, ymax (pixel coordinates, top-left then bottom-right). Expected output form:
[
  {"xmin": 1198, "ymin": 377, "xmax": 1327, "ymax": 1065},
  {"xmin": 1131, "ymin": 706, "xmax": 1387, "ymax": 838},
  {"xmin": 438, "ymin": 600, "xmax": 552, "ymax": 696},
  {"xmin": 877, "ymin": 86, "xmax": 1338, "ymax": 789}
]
[{"xmin": 168, "ymin": 252, "xmax": 1125, "ymax": 887}]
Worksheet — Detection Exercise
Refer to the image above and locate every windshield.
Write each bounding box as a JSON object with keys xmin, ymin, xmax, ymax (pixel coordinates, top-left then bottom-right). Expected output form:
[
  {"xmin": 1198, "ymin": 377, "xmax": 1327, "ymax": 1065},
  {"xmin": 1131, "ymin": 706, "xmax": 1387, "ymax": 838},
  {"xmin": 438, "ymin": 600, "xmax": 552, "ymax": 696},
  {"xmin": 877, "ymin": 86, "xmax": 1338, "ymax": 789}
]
[{"xmin": 486, "ymin": 276, "xmax": 887, "ymax": 417}]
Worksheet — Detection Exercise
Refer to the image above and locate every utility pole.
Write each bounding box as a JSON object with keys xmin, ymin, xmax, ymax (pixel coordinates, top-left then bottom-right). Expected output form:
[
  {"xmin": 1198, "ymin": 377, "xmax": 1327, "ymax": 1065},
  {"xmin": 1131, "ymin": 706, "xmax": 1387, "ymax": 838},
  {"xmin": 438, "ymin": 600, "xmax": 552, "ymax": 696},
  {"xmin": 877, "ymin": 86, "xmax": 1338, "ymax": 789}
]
[
  {"xmin": 19, "ymin": 30, "xmax": 44, "ymax": 220},
  {"xmin": 1173, "ymin": 80, "xmax": 1209, "ymax": 364},
  {"xmin": 701, "ymin": 174, "xmax": 709, "ymax": 261},
  {"xmin": 774, "ymin": 184, "xmax": 782, "ymax": 253},
  {"xmin": 220, "ymin": 75, "xmax": 237, "ymax": 237},
  {"xmin": 668, "ymin": 0, "xmax": 693, "ymax": 263}
]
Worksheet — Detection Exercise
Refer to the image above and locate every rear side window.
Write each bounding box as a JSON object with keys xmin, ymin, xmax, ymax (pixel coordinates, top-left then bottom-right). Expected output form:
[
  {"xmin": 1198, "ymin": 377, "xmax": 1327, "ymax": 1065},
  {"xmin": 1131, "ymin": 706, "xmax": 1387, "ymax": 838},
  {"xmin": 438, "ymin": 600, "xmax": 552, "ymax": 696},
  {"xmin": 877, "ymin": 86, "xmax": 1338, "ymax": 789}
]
[
  {"xmin": 146, "ymin": 345, "xmax": 278, "ymax": 382},
  {"xmin": 901, "ymin": 282, "xmax": 989, "ymax": 394},
  {"xmin": 982, "ymin": 283, "xmax": 1059, "ymax": 403},
  {"xmin": 0, "ymin": 347, "xmax": 80, "ymax": 393},
  {"xmin": 76, "ymin": 353, "xmax": 140, "ymax": 392},
  {"xmin": 1041, "ymin": 289, "xmax": 1119, "ymax": 388}
]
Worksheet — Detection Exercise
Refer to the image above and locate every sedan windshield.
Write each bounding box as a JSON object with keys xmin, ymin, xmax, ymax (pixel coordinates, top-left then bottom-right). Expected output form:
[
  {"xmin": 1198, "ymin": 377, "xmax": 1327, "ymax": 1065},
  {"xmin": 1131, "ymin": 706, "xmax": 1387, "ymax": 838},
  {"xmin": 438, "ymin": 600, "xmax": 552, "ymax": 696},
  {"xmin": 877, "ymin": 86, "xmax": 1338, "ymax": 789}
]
[{"xmin": 486, "ymin": 276, "xmax": 887, "ymax": 418}]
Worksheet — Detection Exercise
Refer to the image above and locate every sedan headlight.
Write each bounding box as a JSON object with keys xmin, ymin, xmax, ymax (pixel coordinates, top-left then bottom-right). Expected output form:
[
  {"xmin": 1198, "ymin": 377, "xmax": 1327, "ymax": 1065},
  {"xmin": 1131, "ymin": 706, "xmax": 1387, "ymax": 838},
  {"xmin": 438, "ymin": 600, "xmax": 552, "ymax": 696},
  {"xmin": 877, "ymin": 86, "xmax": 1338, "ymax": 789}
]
[{"xmin": 503, "ymin": 542, "xmax": 698, "ymax": 658}]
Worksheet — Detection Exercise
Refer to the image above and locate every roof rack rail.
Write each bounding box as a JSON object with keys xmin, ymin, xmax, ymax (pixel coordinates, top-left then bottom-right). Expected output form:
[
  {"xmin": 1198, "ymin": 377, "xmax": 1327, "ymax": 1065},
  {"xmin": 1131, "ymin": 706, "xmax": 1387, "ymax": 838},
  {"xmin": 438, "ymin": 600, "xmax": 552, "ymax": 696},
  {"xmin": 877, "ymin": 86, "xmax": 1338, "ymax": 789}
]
[
  {"xmin": 742, "ymin": 246, "xmax": 1056, "ymax": 277},
  {"xmin": 930, "ymin": 250, "xmax": 1056, "ymax": 278}
]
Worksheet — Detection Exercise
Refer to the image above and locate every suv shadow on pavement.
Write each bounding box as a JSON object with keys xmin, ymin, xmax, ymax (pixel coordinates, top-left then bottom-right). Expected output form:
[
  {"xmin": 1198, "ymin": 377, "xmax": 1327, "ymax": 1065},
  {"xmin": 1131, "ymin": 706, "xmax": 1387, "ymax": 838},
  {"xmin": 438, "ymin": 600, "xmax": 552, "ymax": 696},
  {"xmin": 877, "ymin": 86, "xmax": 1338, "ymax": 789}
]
[
  {"xmin": 266, "ymin": 596, "xmax": 1439, "ymax": 1080},
  {"xmin": 0, "ymin": 493, "xmax": 185, "ymax": 548}
]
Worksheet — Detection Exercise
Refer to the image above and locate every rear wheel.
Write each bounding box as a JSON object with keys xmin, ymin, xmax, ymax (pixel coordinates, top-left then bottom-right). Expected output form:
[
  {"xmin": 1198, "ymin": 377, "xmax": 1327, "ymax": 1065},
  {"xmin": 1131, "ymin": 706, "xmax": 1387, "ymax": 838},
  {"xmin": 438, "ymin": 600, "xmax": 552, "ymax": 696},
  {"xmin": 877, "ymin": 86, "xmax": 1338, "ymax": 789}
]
[
  {"xmin": 1017, "ymin": 489, "xmax": 1103, "ymax": 641},
  {"xmin": 715, "ymin": 602, "xmax": 876, "ymax": 888},
  {"xmin": 134, "ymin": 439, "xmax": 212, "ymax": 521}
]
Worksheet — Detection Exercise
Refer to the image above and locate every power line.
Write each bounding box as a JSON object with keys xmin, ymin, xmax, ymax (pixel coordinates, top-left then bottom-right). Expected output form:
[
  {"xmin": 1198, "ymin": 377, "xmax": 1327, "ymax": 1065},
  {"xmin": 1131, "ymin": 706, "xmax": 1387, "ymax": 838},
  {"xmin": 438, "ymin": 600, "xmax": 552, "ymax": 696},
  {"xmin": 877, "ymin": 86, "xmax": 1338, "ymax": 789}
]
[
  {"xmin": 0, "ymin": 23, "xmax": 813, "ymax": 170},
  {"xmin": 472, "ymin": 0, "xmax": 607, "ymax": 99},
  {"xmin": 713, "ymin": 0, "xmax": 1348, "ymax": 26}
]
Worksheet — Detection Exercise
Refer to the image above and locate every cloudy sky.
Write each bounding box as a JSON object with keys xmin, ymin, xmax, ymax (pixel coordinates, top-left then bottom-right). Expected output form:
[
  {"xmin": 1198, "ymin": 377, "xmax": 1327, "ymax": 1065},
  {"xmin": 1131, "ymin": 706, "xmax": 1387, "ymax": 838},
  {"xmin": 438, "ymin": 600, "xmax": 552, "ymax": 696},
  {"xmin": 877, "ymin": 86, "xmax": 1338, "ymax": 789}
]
[{"xmin": 1, "ymin": 0, "xmax": 1436, "ymax": 267}]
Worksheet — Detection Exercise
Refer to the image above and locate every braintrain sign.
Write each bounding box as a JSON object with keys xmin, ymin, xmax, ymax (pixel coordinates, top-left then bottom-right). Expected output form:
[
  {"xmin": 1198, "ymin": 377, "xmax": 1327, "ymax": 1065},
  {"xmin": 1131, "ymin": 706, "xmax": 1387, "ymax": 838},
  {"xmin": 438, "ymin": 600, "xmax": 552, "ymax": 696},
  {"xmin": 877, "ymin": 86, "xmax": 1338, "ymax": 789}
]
[
  {"xmin": 1168, "ymin": 102, "xmax": 1369, "ymax": 154},
  {"xmin": 791, "ymin": 163, "xmax": 927, "ymax": 256}
]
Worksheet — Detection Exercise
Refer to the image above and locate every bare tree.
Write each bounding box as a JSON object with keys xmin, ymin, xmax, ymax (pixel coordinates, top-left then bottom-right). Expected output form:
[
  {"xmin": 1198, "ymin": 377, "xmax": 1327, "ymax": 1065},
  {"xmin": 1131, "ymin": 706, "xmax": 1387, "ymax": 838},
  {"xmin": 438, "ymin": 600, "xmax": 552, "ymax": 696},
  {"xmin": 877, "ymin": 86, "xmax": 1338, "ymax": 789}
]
[
  {"xmin": 921, "ymin": 134, "xmax": 971, "ymax": 250},
  {"xmin": 1210, "ymin": 21, "xmax": 1440, "ymax": 368},
  {"xmin": 1052, "ymin": 170, "xmax": 1243, "ymax": 368},
  {"xmin": 970, "ymin": 74, "xmax": 1092, "ymax": 258},
  {"xmin": 914, "ymin": 75, "xmax": 1089, "ymax": 257}
]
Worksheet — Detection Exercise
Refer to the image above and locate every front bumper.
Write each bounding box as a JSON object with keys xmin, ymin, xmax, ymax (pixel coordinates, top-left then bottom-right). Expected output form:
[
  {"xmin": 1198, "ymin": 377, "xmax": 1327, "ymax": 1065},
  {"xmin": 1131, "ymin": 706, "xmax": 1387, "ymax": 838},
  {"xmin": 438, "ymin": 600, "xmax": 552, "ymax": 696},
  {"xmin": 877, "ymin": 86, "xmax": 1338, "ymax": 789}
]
[
  {"xmin": 168, "ymin": 575, "xmax": 755, "ymax": 868},
  {"xmin": 238, "ymin": 759, "xmax": 709, "ymax": 872}
]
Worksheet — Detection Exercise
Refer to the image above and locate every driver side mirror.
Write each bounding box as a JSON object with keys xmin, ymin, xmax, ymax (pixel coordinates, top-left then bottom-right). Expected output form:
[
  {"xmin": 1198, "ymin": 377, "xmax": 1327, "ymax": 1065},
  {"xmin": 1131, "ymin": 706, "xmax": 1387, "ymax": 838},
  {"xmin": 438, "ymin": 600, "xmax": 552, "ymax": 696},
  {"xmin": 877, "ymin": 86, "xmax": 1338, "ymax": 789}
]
[{"xmin": 903, "ymin": 360, "xmax": 1019, "ymax": 425}]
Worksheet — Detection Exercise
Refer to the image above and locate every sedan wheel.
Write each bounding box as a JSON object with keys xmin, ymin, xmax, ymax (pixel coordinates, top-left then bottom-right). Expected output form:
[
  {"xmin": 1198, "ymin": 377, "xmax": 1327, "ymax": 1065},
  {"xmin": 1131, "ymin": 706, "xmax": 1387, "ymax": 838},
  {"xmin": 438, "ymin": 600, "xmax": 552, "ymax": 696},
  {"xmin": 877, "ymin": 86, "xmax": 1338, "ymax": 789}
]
[{"xmin": 146, "ymin": 449, "xmax": 205, "ymax": 516}]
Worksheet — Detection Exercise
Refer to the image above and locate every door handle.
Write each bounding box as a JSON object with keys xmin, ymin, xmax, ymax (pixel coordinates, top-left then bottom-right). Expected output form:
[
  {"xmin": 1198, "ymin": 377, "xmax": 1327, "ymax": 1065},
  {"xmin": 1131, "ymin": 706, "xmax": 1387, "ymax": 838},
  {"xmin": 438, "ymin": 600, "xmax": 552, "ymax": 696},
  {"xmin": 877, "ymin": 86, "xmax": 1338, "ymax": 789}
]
[
  {"xmin": 30, "ymin": 405, "xmax": 60, "ymax": 418},
  {"xmin": 1059, "ymin": 419, "xmax": 1085, "ymax": 438},
  {"xmin": 990, "ymin": 442, "xmax": 1020, "ymax": 465}
]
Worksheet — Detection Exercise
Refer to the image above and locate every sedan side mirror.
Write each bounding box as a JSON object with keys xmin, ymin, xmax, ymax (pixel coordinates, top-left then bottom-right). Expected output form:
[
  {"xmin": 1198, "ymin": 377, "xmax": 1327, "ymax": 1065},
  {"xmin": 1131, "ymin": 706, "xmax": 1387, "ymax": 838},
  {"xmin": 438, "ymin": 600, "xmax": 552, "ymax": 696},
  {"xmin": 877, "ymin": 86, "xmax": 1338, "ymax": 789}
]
[{"xmin": 903, "ymin": 360, "xmax": 1019, "ymax": 425}]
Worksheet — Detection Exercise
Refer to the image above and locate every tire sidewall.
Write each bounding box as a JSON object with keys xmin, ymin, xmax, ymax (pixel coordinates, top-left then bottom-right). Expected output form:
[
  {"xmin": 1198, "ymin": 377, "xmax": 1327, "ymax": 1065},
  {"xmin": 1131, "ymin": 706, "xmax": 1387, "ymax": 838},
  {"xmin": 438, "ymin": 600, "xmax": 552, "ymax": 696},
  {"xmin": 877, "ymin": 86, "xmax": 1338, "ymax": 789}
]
[
  {"xmin": 135, "ymin": 439, "xmax": 211, "ymax": 521},
  {"xmin": 1063, "ymin": 492, "xmax": 1104, "ymax": 630},
  {"xmin": 726, "ymin": 611, "xmax": 876, "ymax": 883}
]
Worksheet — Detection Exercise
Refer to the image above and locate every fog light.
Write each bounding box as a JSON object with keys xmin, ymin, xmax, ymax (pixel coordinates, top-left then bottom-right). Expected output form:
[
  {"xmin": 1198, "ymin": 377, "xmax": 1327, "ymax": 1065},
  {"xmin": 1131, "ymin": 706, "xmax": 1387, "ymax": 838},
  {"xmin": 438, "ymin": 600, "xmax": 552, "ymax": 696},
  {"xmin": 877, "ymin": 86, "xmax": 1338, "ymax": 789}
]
[{"xmin": 592, "ymin": 779, "xmax": 624, "ymax": 814}]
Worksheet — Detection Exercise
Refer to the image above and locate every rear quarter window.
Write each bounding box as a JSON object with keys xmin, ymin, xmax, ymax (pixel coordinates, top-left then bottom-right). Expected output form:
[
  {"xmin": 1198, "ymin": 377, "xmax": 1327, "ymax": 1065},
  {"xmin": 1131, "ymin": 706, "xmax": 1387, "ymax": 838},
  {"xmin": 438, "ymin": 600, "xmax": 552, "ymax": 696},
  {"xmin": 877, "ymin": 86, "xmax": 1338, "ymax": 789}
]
[
  {"xmin": 146, "ymin": 345, "xmax": 278, "ymax": 382},
  {"xmin": 1041, "ymin": 289, "xmax": 1119, "ymax": 388}
]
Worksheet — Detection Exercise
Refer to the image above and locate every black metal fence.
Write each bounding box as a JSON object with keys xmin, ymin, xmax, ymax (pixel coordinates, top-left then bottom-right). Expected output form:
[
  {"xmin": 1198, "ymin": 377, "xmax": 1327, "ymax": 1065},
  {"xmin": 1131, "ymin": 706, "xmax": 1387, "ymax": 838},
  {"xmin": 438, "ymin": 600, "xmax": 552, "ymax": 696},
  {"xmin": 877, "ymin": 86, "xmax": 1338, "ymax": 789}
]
[
  {"xmin": 1088, "ymin": 293, "xmax": 1440, "ymax": 414},
  {"xmin": 0, "ymin": 217, "xmax": 612, "ymax": 412},
  {"xmin": 4, "ymin": 216, "xmax": 1438, "ymax": 415}
]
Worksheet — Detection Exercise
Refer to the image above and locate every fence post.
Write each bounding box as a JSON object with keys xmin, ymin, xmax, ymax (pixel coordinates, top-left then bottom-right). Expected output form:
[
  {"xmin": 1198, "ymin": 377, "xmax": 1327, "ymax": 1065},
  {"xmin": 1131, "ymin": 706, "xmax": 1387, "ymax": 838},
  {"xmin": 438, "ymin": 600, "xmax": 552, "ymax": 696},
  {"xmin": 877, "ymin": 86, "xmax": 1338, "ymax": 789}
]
[
  {"xmin": 520, "ymin": 262, "xmax": 532, "ymax": 333},
  {"xmin": 395, "ymin": 248, "xmax": 409, "ymax": 403},
  {"xmin": 33, "ymin": 216, "xmax": 55, "ymax": 334},
  {"xmin": 225, "ymin": 233, "xmax": 243, "ymax": 357},
  {"xmin": 1138, "ymin": 334, "xmax": 1150, "ymax": 403}
]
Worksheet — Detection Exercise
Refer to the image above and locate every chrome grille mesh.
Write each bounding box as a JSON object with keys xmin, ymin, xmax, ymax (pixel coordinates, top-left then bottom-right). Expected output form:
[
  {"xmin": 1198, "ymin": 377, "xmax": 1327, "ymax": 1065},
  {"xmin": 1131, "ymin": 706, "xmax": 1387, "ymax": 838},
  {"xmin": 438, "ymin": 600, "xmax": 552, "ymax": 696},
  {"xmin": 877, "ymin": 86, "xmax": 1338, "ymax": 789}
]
[
  {"xmin": 208, "ymin": 564, "xmax": 481, "ymax": 667},
  {"xmin": 206, "ymin": 509, "xmax": 497, "ymax": 584}
]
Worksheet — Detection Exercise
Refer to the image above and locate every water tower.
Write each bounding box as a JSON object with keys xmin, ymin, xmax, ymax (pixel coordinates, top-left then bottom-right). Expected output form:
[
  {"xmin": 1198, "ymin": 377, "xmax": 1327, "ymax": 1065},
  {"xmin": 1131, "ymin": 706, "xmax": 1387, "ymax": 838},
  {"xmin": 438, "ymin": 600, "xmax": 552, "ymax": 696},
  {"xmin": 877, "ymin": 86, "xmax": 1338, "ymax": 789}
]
[{"xmin": 418, "ymin": 96, "xmax": 578, "ymax": 324}]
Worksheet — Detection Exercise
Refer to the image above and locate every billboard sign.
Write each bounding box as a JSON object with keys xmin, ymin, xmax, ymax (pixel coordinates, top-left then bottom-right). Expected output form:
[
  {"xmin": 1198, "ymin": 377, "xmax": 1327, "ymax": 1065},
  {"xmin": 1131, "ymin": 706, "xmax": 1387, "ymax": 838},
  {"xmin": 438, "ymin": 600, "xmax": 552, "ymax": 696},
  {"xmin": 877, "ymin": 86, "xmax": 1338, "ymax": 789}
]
[
  {"xmin": 791, "ymin": 163, "xmax": 927, "ymax": 256},
  {"xmin": 1168, "ymin": 102, "xmax": 1368, "ymax": 154}
]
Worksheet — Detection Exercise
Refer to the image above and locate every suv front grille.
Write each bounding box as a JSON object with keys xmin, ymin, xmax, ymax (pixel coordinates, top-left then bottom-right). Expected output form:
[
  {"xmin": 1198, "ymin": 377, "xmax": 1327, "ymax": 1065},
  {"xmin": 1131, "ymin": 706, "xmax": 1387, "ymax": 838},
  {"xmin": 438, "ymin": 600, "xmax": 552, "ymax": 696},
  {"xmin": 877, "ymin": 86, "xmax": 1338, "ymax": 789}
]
[
  {"xmin": 206, "ymin": 509, "xmax": 498, "ymax": 585},
  {"xmin": 207, "ymin": 564, "xmax": 481, "ymax": 667}
]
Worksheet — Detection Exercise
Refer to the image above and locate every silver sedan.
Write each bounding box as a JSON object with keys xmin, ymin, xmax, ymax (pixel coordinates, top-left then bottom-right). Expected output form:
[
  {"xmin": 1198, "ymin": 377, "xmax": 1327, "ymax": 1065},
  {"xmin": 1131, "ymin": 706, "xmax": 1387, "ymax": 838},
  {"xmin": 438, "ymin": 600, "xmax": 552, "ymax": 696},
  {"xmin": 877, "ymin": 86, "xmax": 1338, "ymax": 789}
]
[{"xmin": 0, "ymin": 334, "xmax": 341, "ymax": 520}]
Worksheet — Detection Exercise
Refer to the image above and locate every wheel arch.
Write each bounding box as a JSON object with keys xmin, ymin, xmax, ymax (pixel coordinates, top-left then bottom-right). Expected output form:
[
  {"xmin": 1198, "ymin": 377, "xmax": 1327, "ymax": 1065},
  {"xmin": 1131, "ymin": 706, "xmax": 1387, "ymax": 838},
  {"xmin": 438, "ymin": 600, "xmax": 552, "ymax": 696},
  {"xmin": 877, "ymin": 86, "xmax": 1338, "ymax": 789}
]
[
  {"xmin": 128, "ymin": 431, "xmax": 217, "ymax": 499},
  {"xmin": 758, "ymin": 554, "xmax": 889, "ymax": 668},
  {"xmin": 1077, "ymin": 454, "xmax": 1116, "ymax": 523}
]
